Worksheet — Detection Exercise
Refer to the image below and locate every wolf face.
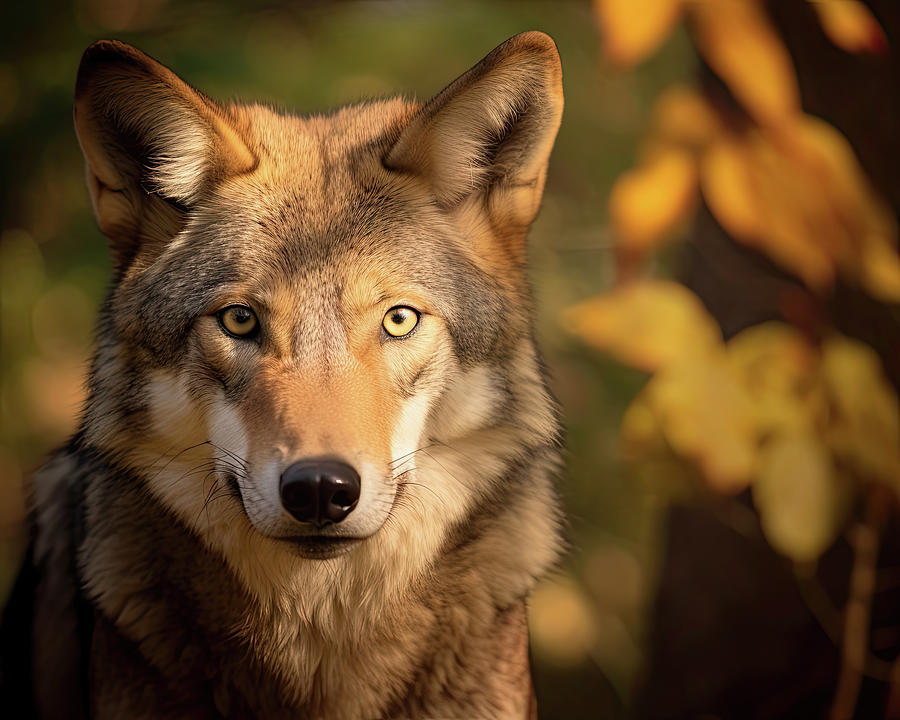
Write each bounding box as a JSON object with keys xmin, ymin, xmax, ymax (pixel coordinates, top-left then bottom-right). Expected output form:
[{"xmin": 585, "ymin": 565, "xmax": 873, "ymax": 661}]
[{"xmin": 71, "ymin": 33, "xmax": 563, "ymax": 618}]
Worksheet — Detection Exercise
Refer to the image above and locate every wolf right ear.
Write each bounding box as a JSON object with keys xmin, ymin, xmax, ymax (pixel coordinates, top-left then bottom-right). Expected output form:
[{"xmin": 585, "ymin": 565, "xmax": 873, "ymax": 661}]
[
  {"xmin": 74, "ymin": 41, "xmax": 255, "ymax": 268},
  {"xmin": 385, "ymin": 32, "xmax": 563, "ymax": 247}
]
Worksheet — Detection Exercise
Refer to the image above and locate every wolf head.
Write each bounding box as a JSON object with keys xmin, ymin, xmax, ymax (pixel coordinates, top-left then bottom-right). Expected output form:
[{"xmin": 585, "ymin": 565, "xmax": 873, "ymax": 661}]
[{"xmin": 73, "ymin": 33, "xmax": 563, "ymax": 606}]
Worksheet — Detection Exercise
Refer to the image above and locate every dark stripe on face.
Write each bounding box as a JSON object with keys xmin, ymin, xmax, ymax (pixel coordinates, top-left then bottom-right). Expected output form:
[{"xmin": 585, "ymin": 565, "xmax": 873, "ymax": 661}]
[{"xmin": 397, "ymin": 354, "xmax": 441, "ymax": 400}]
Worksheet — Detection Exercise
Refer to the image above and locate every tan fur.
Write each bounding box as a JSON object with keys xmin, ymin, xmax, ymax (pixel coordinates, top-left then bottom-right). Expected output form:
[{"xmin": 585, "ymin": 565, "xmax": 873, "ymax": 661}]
[{"xmin": 12, "ymin": 31, "xmax": 566, "ymax": 720}]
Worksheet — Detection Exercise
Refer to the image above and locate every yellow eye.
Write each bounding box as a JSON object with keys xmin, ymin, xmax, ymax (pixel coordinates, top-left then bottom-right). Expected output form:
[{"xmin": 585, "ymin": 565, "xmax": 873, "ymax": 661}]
[
  {"xmin": 382, "ymin": 306, "xmax": 419, "ymax": 338},
  {"xmin": 218, "ymin": 305, "xmax": 259, "ymax": 338}
]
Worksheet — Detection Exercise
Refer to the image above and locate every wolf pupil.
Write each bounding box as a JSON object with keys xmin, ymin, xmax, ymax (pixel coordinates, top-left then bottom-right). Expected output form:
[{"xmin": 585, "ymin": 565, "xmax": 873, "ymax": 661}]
[{"xmin": 391, "ymin": 312, "xmax": 404, "ymax": 324}]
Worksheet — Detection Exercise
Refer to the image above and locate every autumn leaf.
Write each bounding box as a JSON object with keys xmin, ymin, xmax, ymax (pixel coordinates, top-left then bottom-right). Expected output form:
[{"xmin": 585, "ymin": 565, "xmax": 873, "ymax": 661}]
[
  {"xmin": 811, "ymin": 0, "xmax": 888, "ymax": 54},
  {"xmin": 784, "ymin": 115, "xmax": 900, "ymax": 302},
  {"xmin": 744, "ymin": 125, "xmax": 844, "ymax": 290},
  {"xmin": 563, "ymin": 281, "xmax": 722, "ymax": 373},
  {"xmin": 617, "ymin": 325, "xmax": 761, "ymax": 491},
  {"xmin": 620, "ymin": 391, "xmax": 666, "ymax": 460},
  {"xmin": 753, "ymin": 432, "xmax": 850, "ymax": 563},
  {"xmin": 608, "ymin": 148, "xmax": 698, "ymax": 254},
  {"xmin": 861, "ymin": 236, "xmax": 900, "ymax": 303},
  {"xmin": 646, "ymin": 350, "xmax": 758, "ymax": 492},
  {"xmin": 701, "ymin": 133, "xmax": 834, "ymax": 289},
  {"xmin": 821, "ymin": 335, "xmax": 900, "ymax": 489},
  {"xmin": 592, "ymin": 0, "xmax": 682, "ymax": 68},
  {"xmin": 727, "ymin": 323, "xmax": 824, "ymax": 436},
  {"xmin": 692, "ymin": 0, "xmax": 800, "ymax": 126},
  {"xmin": 700, "ymin": 115, "xmax": 900, "ymax": 297},
  {"xmin": 701, "ymin": 137, "xmax": 766, "ymax": 239},
  {"xmin": 650, "ymin": 86, "xmax": 722, "ymax": 151}
]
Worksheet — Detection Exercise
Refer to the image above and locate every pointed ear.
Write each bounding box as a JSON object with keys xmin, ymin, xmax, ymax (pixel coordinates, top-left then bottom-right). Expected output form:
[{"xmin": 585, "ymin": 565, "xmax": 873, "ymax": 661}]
[
  {"xmin": 385, "ymin": 31, "xmax": 563, "ymax": 229},
  {"xmin": 74, "ymin": 41, "xmax": 256, "ymax": 267}
]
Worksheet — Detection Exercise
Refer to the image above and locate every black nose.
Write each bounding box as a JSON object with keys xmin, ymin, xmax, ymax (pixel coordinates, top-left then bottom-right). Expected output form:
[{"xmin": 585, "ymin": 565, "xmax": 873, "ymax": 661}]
[{"xmin": 279, "ymin": 461, "xmax": 360, "ymax": 527}]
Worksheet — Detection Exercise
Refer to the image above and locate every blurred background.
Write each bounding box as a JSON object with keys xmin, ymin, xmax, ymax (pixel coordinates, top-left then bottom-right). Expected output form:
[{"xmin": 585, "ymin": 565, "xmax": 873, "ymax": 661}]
[{"xmin": 1, "ymin": 1, "xmax": 898, "ymax": 718}]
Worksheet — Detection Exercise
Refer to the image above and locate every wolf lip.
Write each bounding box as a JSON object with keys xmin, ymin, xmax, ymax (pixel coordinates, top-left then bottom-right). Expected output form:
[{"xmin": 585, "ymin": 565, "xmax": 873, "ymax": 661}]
[{"xmin": 280, "ymin": 536, "xmax": 362, "ymax": 559}]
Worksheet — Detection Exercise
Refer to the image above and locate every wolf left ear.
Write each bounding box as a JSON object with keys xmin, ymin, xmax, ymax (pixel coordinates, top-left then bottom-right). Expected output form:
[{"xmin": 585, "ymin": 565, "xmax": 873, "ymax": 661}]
[
  {"xmin": 385, "ymin": 31, "xmax": 563, "ymax": 239},
  {"xmin": 74, "ymin": 41, "xmax": 256, "ymax": 268}
]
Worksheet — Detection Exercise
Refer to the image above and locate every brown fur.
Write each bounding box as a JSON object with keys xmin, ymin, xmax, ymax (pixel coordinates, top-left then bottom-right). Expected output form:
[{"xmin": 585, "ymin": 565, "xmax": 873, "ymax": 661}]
[{"xmin": 3, "ymin": 32, "xmax": 565, "ymax": 719}]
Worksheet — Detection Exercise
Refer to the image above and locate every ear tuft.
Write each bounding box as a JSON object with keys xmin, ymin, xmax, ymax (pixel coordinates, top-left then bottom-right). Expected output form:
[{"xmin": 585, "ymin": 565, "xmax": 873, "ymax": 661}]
[{"xmin": 385, "ymin": 31, "xmax": 563, "ymax": 210}]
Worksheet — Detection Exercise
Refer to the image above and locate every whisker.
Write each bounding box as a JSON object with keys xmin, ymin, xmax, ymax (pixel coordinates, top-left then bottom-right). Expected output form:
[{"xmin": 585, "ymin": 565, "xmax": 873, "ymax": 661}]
[
  {"xmin": 398, "ymin": 480, "xmax": 444, "ymax": 511},
  {"xmin": 389, "ymin": 443, "xmax": 436, "ymax": 467},
  {"xmin": 144, "ymin": 440, "xmax": 217, "ymax": 483},
  {"xmin": 206, "ymin": 440, "xmax": 250, "ymax": 469},
  {"xmin": 415, "ymin": 448, "xmax": 466, "ymax": 493},
  {"xmin": 209, "ymin": 456, "xmax": 247, "ymax": 475},
  {"xmin": 196, "ymin": 471, "xmax": 223, "ymax": 526}
]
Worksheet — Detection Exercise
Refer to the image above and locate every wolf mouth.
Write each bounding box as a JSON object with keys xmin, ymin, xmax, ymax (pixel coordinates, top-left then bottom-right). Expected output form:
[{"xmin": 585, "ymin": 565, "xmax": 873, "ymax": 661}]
[{"xmin": 279, "ymin": 536, "xmax": 363, "ymax": 559}]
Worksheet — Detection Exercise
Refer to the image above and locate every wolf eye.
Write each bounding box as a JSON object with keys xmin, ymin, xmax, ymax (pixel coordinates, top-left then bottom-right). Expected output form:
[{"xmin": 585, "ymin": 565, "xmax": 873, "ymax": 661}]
[
  {"xmin": 382, "ymin": 306, "xmax": 419, "ymax": 338},
  {"xmin": 218, "ymin": 305, "xmax": 259, "ymax": 338}
]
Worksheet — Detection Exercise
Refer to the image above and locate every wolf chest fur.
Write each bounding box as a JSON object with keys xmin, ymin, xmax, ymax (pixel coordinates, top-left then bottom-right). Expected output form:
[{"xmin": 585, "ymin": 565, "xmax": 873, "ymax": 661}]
[{"xmin": 1, "ymin": 31, "xmax": 565, "ymax": 719}]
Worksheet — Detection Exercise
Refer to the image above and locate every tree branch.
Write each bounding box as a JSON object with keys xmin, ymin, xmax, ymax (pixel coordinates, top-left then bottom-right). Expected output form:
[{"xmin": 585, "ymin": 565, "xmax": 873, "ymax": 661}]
[{"xmin": 830, "ymin": 485, "xmax": 891, "ymax": 720}]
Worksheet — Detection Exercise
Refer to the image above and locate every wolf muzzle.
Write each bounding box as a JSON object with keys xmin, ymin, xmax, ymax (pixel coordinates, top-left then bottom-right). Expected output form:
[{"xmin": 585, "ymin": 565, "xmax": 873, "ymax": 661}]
[{"xmin": 279, "ymin": 460, "xmax": 361, "ymax": 527}]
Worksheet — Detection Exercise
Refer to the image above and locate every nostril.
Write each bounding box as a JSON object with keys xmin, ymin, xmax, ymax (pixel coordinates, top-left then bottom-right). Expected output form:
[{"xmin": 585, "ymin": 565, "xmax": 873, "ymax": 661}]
[{"xmin": 281, "ymin": 481, "xmax": 315, "ymax": 512}]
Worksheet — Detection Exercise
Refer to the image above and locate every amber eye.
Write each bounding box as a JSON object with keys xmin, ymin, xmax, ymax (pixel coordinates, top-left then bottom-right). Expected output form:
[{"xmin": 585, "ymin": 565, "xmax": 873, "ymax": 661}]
[
  {"xmin": 218, "ymin": 305, "xmax": 259, "ymax": 338},
  {"xmin": 382, "ymin": 306, "xmax": 419, "ymax": 338}
]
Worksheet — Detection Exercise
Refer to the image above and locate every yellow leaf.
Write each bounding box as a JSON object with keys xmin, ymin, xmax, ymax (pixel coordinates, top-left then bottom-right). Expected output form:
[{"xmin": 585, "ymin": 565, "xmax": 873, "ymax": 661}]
[
  {"xmin": 821, "ymin": 335, "xmax": 900, "ymax": 487},
  {"xmin": 727, "ymin": 323, "xmax": 824, "ymax": 435},
  {"xmin": 651, "ymin": 85, "xmax": 722, "ymax": 150},
  {"xmin": 772, "ymin": 119, "xmax": 860, "ymax": 259},
  {"xmin": 788, "ymin": 116, "xmax": 900, "ymax": 301},
  {"xmin": 563, "ymin": 281, "xmax": 722, "ymax": 373},
  {"xmin": 692, "ymin": 0, "xmax": 801, "ymax": 126},
  {"xmin": 609, "ymin": 148, "xmax": 698, "ymax": 253},
  {"xmin": 747, "ymin": 128, "xmax": 842, "ymax": 289},
  {"xmin": 646, "ymin": 348, "xmax": 757, "ymax": 492},
  {"xmin": 861, "ymin": 234, "xmax": 900, "ymax": 303},
  {"xmin": 812, "ymin": 0, "xmax": 888, "ymax": 54},
  {"xmin": 700, "ymin": 115, "xmax": 899, "ymax": 294},
  {"xmin": 593, "ymin": 0, "xmax": 683, "ymax": 67},
  {"xmin": 702, "ymin": 133, "xmax": 835, "ymax": 289},
  {"xmin": 621, "ymin": 391, "xmax": 666, "ymax": 460},
  {"xmin": 701, "ymin": 137, "xmax": 766, "ymax": 239},
  {"xmin": 753, "ymin": 432, "xmax": 850, "ymax": 563},
  {"xmin": 774, "ymin": 116, "xmax": 900, "ymax": 299}
]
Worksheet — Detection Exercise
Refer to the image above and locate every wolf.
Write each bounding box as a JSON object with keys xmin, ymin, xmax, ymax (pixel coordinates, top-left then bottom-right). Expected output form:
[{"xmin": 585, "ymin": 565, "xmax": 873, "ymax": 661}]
[{"xmin": 0, "ymin": 31, "xmax": 565, "ymax": 719}]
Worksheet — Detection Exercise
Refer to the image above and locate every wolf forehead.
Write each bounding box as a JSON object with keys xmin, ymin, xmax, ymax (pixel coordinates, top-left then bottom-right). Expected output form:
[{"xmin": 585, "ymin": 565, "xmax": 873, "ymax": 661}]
[
  {"xmin": 190, "ymin": 97, "xmax": 460, "ymax": 264},
  {"xmin": 114, "ymin": 99, "xmax": 509, "ymax": 364}
]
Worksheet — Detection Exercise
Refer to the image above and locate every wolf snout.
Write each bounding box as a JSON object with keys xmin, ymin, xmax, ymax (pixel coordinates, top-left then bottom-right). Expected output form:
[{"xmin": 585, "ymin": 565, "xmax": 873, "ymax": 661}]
[{"xmin": 279, "ymin": 460, "xmax": 361, "ymax": 527}]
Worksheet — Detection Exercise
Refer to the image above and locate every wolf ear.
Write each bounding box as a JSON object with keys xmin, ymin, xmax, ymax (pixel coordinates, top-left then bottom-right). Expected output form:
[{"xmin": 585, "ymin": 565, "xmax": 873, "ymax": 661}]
[
  {"xmin": 385, "ymin": 31, "xmax": 563, "ymax": 234},
  {"xmin": 74, "ymin": 41, "xmax": 255, "ymax": 267}
]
